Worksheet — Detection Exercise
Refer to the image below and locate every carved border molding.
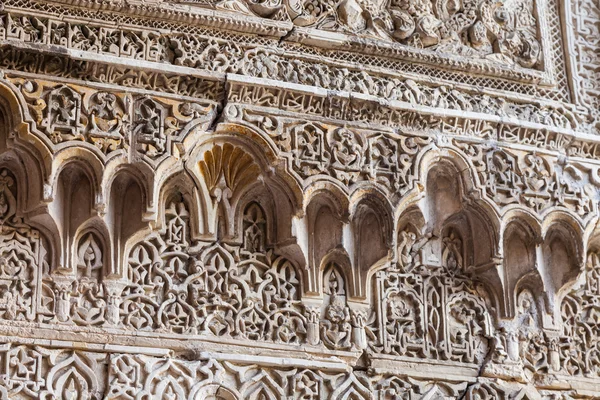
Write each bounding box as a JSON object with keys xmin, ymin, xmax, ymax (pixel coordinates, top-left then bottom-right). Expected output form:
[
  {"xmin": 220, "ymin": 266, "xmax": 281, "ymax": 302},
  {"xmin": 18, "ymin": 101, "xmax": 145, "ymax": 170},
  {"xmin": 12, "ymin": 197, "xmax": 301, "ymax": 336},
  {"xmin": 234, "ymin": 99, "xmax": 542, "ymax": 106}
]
[
  {"xmin": 0, "ymin": 46, "xmax": 590, "ymax": 139},
  {"xmin": 2, "ymin": 65, "xmax": 596, "ymax": 162},
  {"xmin": 0, "ymin": 341, "xmax": 591, "ymax": 399},
  {"xmin": 0, "ymin": 0, "xmax": 573, "ymax": 103},
  {"xmin": 8, "ymin": 0, "xmax": 554, "ymax": 81}
]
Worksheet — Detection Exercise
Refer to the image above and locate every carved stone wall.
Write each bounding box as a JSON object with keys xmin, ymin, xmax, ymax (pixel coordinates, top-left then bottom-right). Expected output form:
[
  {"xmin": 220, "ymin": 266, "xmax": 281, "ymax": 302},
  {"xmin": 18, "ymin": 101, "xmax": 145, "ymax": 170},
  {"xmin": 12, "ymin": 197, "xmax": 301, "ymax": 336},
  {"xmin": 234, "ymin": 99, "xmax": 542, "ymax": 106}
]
[{"xmin": 0, "ymin": 0, "xmax": 597, "ymax": 397}]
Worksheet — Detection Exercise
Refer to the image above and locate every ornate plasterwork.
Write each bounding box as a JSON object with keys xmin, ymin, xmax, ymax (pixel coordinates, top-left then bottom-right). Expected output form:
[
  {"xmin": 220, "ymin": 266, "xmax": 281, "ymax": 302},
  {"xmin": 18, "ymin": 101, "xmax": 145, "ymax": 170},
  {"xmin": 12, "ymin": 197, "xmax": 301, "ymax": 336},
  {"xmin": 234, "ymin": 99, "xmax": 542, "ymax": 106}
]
[
  {"xmin": 0, "ymin": 0, "xmax": 597, "ymax": 396},
  {"xmin": 570, "ymin": 0, "xmax": 600, "ymax": 133},
  {"xmin": 1, "ymin": 341, "xmax": 583, "ymax": 400},
  {"xmin": 560, "ymin": 252, "xmax": 600, "ymax": 378},
  {"xmin": 0, "ymin": 68, "xmax": 599, "ymax": 396},
  {"xmin": 0, "ymin": 0, "xmax": 575, "ymax": 109},
  {"xmin": 8, "ymin": 0, "xmax": 550, "ymax": 72},
  {"xmin": 5, "ymin": 77, "xmax": 218, "ymax": 165},
  {"xmin": 0, "ymin": 47, "xmax": 576, "ymax": 134}
]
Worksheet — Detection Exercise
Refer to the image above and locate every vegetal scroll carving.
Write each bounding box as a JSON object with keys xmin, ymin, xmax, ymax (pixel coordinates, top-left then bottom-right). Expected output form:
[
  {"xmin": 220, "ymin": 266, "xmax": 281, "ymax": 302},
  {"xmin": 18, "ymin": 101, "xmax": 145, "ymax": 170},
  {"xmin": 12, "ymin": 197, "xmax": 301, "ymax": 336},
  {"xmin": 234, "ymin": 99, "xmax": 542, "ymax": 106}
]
[
  {"xmin": 456, "ymin": 142, "xmax": 599, "ymax": 216},
  {"xmin": 88, "ymin": 92, "xmax": 128, "ymax": 153},
  {"xmin": 132, "ymin": 97, "xmax": 168, "ymax": 159},
  {"xmin": 43, "ymin": 85, "xmax": 85, "ymax": 143},
  {"xmin": 0, "ymin": 170, "xmax": 43, "ymax": 323},
  {"xmin": 227, "ymin": 0, "xmax": 543, "ymax": 68},
  {"xmin": 12, "ymin": 79, "xmax": 212, "ymax": 161},
  {"xmin": 559, "ymin": 252, "xmax": 600, "ymax": 377},
  {"xmin": 369, "ymin": 228, "xmax": 492, "ymax": 364},
  {"xmin": 119, "ymin": 197, "xmax": 308, "ymax": 342}
]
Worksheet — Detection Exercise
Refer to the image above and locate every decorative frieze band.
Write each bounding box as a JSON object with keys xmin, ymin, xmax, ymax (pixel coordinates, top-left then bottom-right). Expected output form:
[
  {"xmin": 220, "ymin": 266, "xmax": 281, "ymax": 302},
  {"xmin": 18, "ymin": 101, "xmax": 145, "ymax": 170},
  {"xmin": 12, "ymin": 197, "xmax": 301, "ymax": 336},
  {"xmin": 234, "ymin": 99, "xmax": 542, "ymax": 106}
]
[
  {"xmin": 1, "ymin": 341, "xmax": 589, "ymax": 399},
  {"xmin": 0, "ymin": 1, "xmax": 574, "ymax": 113},
  {"xmin": 1, "ymin": 72, "xmax": 599, "ymax": 221}
]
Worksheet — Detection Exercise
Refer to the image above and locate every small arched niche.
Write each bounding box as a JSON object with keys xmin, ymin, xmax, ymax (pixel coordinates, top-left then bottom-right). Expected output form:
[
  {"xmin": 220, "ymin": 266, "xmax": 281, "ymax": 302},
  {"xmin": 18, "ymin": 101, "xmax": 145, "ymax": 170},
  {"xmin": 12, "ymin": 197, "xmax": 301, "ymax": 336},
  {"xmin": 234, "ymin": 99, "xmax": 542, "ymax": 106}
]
[
  {"xmin": 418, "ymin": 161, "xmax": 467, "ymax": 269},
  {"xmin": 425, "ymin": 161, "xmax": 463, "ymax": 235},
  {"xmin": 0, "ymin": 149, "xmax": 45, "ymax": 215},
  {"xmin": 356, "ymin": 207, "xmax": 386, "ymax": 269},
  {"xmin": 0, "ymin": 161, "xmax": 58, "ymax": 274},
  {"xmin": 158, "ymin": 171, "xmax": 199, "ymax": 242},
  {"xmin": 351, "ymin": 195, "xmax": 391, "ymax": 299},
  {"xmin": 108, "ymin": 170, "xmax": 146, "ymax": 275},
  {"xmin": 197, "ymin": 142, "xmax": 261, "ymax": 240},
  {"xmin": 232, "ymin": 177, "xmax": 297, "ymax": 249},
  {"xmin": 395, "ymin": 207, "xmax": 426, "ymax": 270},
  {"xmin": 468, "ymin": 206, "xmax": 497, "ymax": 267},
  {"xmin": 420, "ymin": 160, "xmax": 498, "ymax": 271},
  {"xmin": 233, "ymin": 184, "xmax": 276, "ymax": 249},
  {"xmin": 75, "ymin": 230, "xmax": 106, "ymax": 281},
  {"xmin": 441, "ymin": 222, "xmax": 467, "ymax": 273},
  {"xmin": 307, "ymin": 194, "xmax": 344, "ymax": 271},
  {"xmin": 241, "ymin": 201, "xmax": 268, "ymax": 255},
  {"xmin": 302, "ymin": 191, "xmax": 345, "ymax": 295},
  {"xmin": 320, "ymin": 261, "xmax": 352, "ymax": 350},
  {"xmin": 163, "ymin": 191, "xmax": 192, "ymax": 250},
  {"xmin": 50, "ymin": 162, "xmax": 95, "ymax": 271},
  {"xmin": 541, "ymin": 221, "xmax": 582, "ymax": 322},
  {"xmin": 502, "ymin": 219, "xmax": 538, "ymax": 317}
]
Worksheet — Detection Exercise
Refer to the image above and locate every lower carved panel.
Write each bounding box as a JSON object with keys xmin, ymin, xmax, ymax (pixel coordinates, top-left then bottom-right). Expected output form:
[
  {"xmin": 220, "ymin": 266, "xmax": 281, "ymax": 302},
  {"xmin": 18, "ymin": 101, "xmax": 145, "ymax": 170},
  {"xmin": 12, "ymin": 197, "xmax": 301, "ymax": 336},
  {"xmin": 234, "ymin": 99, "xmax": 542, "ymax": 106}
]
[{"xmin": 0, "ymin": 342, "xmax": 593, "ymax": 400}]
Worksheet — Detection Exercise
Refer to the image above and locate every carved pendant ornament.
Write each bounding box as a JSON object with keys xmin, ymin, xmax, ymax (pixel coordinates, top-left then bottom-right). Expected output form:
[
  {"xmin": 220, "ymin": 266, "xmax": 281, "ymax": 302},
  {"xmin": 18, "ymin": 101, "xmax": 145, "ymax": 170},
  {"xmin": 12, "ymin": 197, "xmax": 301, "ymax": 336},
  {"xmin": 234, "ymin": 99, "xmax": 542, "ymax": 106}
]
[{"xmin": 0, "ymin": 0, "xmax": 596, "ymax": 395}]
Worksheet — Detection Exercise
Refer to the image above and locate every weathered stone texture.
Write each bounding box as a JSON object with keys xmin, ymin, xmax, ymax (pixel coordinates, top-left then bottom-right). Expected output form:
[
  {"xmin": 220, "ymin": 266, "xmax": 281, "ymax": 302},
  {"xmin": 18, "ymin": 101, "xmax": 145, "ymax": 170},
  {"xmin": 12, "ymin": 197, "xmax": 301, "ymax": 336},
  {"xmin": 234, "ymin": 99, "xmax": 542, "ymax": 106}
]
[{"xmin": 0, "ymin": 0, "xmax": 598, "ymax": 397}]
